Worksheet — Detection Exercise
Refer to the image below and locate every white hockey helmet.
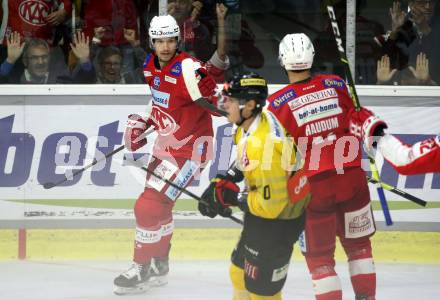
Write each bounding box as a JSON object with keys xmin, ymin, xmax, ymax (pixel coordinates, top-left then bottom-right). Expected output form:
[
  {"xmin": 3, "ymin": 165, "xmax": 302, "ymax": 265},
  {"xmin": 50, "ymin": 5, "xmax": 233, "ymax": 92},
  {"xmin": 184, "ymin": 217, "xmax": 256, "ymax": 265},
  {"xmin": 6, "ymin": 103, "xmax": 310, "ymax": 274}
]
[
  {"xmin": 148, "ymin": 15, "xmax": 180, "ymax": 47},
  {"xmin": 278, "ymin": 33, "xmax": 315, "ymax": 71}
]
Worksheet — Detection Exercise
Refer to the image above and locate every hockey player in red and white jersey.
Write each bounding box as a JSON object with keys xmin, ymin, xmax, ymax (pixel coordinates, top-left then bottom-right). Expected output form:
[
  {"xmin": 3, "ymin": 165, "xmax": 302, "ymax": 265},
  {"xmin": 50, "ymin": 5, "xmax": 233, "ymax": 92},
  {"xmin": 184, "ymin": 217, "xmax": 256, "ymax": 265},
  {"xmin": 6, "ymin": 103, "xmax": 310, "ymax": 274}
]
[
  {"xmin": 113, "ymin": 15, "xmax": 218, "ymax": 295},
  {"xmin": 349, "ymin": 107, "xmax": 440, "ymax": 175},
  {"xmin": 267, "ymin": 33, "xmax": 376, "ymax": 300}
]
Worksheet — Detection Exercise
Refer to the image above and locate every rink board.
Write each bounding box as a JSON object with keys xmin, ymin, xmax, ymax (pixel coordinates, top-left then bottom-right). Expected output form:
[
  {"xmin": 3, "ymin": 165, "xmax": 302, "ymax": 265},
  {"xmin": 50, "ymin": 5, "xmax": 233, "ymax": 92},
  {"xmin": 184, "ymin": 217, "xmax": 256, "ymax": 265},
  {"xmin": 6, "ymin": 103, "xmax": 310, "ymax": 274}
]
[{"xmin": 0, "ymin": 93, "xmax": 439, "ymax": 218}]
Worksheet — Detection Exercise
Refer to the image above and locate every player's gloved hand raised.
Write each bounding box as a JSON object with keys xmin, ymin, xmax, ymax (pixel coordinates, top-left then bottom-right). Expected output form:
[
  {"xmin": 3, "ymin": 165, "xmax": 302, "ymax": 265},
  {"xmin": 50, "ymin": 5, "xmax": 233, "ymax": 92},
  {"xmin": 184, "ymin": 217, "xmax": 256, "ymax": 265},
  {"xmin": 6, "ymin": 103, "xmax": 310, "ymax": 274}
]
[
  {"xmin": 196, "ymin": 67, "xmax": 216, "ymax": 98},
  {"xmin": 198, "ymin": 178, "xmax": 233, "ymax": 218},
  {"xmin": 124, "ymin": 114, "xmax": 149, "ymax": 151},
  {"xmin": 348, "ymin": 107, "xmax": 388, "ymax": 153}
]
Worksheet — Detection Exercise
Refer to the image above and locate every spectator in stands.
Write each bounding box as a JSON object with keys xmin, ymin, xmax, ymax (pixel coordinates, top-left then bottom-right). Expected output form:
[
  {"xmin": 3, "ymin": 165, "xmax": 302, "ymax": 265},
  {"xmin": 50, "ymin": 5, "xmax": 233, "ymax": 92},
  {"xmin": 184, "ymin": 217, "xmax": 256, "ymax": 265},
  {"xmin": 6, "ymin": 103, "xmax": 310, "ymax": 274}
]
[
  {"xmin": 376, "ymin": 0, "xmax": 439, "ymax": 85},
  {"xmin": 314, "ymin": 0, "xmax": 385, "ymax": 84},
  {"xmin": 0, "ymin": 32, "xmax": 95, "ymax": 84},
  {"xmin": 81, "ymin": 0, "xmax": 138, "ymax": 75},
  {"xmin": 167, "ymin": 0, "xmax": 215, "ymax": 62},
  {"xmin": 93, "ymin": 45, "xmax": 143, "ymax": 83}
]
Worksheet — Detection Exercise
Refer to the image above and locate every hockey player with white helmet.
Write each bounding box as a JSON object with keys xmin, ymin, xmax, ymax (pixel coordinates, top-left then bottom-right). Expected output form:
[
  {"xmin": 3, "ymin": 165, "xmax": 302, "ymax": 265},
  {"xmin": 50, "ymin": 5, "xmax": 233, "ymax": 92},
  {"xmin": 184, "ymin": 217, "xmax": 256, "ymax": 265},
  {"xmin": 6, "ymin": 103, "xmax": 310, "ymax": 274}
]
[
  {"xmin": 113, "ymin": 14, "xmax": 218, "ymax": 295},
  {"xmin": 268, "ymin": 33, "xmax": 377, "ymax": 300}
]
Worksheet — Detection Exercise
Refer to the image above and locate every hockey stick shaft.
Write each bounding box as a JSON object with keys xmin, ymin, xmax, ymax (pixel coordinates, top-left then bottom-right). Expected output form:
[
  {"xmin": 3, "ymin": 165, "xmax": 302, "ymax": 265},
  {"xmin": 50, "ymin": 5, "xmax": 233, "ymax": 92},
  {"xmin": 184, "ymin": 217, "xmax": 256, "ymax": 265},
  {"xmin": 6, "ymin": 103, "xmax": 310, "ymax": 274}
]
[
  {"xmin": 43, "ymin": 145, "xmax": 125, "ymax": 189},
  {"xmin": 327, "ymin": 5, "xmax": 392, "ymax": 225},
  {"xmin": 138, "ymin": 165, "xmax": 243, "ymax": 225},
  {"xmin": 43, "ymin": 126, "xmax": 155, "ymax": 189},
  {"xmin": 366, "ymin": 176, "xmax": 427, "ymax": 207}
]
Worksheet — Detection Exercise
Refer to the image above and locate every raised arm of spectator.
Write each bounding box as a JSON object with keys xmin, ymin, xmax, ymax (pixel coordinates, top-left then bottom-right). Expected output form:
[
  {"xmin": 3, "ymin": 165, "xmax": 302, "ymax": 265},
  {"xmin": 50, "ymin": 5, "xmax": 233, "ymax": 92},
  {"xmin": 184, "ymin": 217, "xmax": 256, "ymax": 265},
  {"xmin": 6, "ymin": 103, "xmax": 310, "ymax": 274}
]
[
  {"xmin": 390, "ymin": 1, "xmax": 407, "ymax": 32},
  {"xmin": 69, "ymin": 31, "xmax": 96, "ymax": 83},
  {"xmin": 89, "ymin": 27, "xmax": 106, "ymax": 62},
  {"xmin": 205, "ymin": 3, "xmax": 230, "ymax": 83},
  {"xmin": 124, "ymin": 28, "xmax": 147, "ymax": 66},
  {"xmin": 46, "ymin": 0, "xmax": 72, "ymax": 26},
  {"xmin": 0, "ymin": 32, "xmax": 25, "ymax": 78},
  {"xmin": 216, "ymin": 3, "xmax": 228, "ymax": 63}
]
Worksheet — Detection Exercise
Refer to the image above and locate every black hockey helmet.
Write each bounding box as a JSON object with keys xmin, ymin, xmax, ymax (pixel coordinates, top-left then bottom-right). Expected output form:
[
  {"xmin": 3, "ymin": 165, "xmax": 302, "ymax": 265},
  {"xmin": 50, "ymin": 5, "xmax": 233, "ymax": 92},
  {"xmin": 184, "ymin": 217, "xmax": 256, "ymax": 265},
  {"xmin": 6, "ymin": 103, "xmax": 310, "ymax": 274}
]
[{"xmin": 223, "ymin": 72, "xmax": 268, "ymax": 110}]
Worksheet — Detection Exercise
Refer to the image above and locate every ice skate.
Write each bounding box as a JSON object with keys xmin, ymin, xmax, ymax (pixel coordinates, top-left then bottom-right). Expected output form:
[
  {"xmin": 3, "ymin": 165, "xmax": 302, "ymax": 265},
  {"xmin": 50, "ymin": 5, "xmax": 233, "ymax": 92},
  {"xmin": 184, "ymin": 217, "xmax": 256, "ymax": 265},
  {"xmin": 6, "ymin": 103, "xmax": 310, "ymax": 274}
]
[
  {"xmin": 113, "ymin": 263, "xmax": 150, "ymax": 295},
  {"xmin": 148, "ymin": 257, "xmax": 169, "ymax": 287}
]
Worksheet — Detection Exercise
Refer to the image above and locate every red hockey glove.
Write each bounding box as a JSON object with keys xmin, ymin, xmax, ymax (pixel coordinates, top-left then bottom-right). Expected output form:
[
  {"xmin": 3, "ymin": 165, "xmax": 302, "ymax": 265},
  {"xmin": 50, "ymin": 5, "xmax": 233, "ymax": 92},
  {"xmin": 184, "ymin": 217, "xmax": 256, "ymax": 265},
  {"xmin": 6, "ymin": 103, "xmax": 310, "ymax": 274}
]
[
  {"xmin": 196, "ymin": 68, "xmax": 216, "ymax": 98},
  {"xmin": 124, "ymin": 114, "xmax": 149, "ymax": 151},
  {"xmin": 348, "ymin": 107, "xmax": 387, "ymax": 153}
]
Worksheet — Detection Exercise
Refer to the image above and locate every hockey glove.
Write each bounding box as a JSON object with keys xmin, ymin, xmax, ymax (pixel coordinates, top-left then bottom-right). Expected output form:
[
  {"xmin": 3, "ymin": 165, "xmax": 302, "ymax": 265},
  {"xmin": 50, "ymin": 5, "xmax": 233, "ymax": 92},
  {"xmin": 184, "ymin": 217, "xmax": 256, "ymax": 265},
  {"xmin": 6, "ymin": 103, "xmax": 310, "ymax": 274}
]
[
  {"xmin": 124, "ymin": 114, "xmax": 149, "ymax": 151},
  {"xmin": 198, "ymin": 178, "xmax": 233, "ymax": 218},
  {"xmin": 213, "ymin": 176, "xmax": 249, "ymax": 212},
  {"xmin": 348, "ymin": 107, "xmax": 388, "ymax": 154},
  {"xmin": 196, "ymin": 67, "xmax": 216, "ymax": 98}
]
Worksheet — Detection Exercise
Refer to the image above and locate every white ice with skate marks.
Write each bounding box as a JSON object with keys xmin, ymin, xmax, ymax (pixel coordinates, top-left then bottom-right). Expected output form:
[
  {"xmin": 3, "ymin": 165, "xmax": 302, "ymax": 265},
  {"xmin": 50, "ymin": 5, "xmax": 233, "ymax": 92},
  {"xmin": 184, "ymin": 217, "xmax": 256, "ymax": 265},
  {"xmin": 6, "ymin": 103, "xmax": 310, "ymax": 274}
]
[{"xmin": 0, "ymin": 260, "xmax": 439, "ymax": 300}]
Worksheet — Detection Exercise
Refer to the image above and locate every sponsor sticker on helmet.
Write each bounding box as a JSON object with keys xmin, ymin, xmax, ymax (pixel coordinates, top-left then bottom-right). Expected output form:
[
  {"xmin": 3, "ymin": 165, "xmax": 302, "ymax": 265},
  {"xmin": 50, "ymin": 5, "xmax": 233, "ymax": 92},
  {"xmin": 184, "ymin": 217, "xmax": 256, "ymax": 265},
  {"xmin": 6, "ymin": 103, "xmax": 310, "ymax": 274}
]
[{"xmin": 240, "ymin": 78, "xmax": 266, "ymax": 86}]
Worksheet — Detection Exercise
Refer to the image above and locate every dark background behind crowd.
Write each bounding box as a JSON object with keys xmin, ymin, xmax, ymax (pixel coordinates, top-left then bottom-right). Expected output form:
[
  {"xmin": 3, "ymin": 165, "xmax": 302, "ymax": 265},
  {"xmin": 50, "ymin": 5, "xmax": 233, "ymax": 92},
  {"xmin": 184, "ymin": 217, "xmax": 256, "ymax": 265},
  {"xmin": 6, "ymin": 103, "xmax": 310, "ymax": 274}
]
[{"xmin": 0, "ymin": 0, "xmax": 439, "ymax": 85}]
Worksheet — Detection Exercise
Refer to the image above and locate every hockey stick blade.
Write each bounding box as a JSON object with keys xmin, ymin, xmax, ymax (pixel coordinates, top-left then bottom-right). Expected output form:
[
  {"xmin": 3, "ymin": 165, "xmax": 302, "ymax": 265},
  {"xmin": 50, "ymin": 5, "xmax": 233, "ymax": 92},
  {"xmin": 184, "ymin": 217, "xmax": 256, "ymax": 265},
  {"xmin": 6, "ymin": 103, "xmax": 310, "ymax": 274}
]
[
  {"xmin": 181, "ymin": 58, "xmax": 228, "ymax": 117},
  {"xmin": 366, "ymin": 176, "xmax": 427, "ymax": 207}
]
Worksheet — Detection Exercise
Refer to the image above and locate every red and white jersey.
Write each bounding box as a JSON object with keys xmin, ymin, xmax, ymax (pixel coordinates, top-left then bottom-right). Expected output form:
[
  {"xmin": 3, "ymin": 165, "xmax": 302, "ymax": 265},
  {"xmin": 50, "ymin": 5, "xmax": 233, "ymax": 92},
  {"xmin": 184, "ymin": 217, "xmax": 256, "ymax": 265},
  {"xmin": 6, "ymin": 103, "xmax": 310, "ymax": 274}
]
[
  {"xmin": 378, "ymin": 134, "xmax": 440, "ymax": 175},
  {"xmin": 143, "ymin": 51, "xmax": 215, "ymax": 160},
  {"xmin": 268, "ymin": 74, "xmax": 361, "ymax": 177},
  {"xmin": 2, "ymin": 0, "xmax": 72, "ymax": 45}
]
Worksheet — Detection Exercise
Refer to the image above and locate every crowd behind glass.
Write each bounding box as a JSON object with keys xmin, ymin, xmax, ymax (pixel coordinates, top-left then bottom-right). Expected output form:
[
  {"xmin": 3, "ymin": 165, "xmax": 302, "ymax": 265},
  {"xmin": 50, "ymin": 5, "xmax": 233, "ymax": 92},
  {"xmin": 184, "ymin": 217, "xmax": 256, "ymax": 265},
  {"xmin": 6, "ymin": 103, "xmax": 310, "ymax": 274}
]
[{"xmin": 0, "ymin": 0, "xmax": 438, "ymax": 85}]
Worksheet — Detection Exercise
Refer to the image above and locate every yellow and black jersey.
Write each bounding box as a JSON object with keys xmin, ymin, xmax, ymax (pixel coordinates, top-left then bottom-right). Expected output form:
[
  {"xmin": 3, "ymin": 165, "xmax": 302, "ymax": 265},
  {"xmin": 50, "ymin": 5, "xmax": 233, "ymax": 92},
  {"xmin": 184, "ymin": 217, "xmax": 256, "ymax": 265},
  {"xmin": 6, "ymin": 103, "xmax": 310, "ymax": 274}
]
[{"xmin": 234, "ymin": 110, "xmax": 302, "ymax": 220}]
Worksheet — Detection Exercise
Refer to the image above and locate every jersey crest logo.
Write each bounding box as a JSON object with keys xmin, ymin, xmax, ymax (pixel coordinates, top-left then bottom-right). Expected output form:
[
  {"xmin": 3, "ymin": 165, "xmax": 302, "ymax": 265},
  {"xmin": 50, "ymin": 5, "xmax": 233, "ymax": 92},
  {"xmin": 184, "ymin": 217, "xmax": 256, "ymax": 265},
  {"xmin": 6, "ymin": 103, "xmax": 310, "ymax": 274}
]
[
  {"xmin": 322, "ymin": 78, "xmax": 345, "ymax": 89},
  {"xmin": 19, "ymin": 0, "xmax": 50, "ymax": 26},
  {"xmin": 271, "ymin": 89, "xmax": 296, "ymax": 109},
  {"xmin": 170, "ymin": 62, "xmax": 182, "ymax": 76},
  {"xmin": 153, "ymin": 76, "xmax": 161, "ymax": 88},
  {"xmin": 150, "ymin": 106, "xmax": 177, "ymax": 136}
]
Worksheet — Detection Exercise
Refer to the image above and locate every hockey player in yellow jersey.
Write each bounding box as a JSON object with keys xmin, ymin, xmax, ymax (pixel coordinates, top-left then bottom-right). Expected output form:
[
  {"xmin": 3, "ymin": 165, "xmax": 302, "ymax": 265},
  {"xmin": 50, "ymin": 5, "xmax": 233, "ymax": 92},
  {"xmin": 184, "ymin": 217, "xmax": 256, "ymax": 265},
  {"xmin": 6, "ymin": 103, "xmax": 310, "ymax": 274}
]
[{"xmin": 198, "ymin": 72, "xmax": 311, "ymax": 300}]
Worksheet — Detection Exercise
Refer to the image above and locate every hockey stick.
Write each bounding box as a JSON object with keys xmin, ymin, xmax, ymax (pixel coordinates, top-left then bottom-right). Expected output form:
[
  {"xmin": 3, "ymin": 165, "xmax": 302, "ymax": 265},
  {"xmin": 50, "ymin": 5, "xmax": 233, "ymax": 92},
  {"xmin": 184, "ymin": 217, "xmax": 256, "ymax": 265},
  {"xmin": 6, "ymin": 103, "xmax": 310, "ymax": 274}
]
[
  {"xmin": 131, "ymin": 160, "xmax": 243, "ymax": 225},
  {"xmin": 366, "ymin": 176, "xmax": 427, "ymax": 207},
  {"xmin": 43, "ymin": 126, "xmax": 155, "ymax": 189},
  {"xmin": 43, "ymin": 145, "xmax": 125, "ymax": 189},
  {"xmin": 327, "ymin": 5, "xmax": 393, "ymax": 225},
  {"xmin": 181, "ymin": 58, "xmax": 228, "ymax": 117}
]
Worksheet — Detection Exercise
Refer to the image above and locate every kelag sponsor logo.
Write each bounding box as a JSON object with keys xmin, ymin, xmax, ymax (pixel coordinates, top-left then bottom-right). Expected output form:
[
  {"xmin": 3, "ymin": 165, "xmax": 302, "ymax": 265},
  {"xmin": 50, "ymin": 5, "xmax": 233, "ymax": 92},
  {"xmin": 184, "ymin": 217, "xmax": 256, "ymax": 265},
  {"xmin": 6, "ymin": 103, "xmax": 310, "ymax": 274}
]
[
  {"xmin": 151, "ymin": 88, "xmax": 170, "ymax": 108},
  {"xmin": 271, "ymin": 89, "xmax": 296, "ymax": 109}
]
